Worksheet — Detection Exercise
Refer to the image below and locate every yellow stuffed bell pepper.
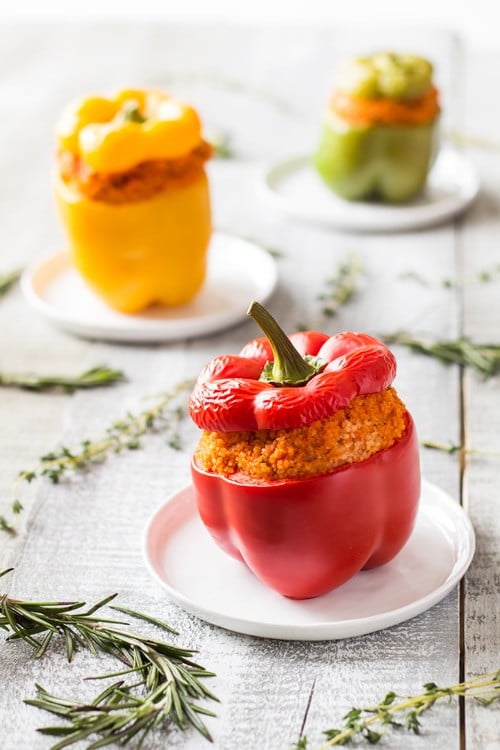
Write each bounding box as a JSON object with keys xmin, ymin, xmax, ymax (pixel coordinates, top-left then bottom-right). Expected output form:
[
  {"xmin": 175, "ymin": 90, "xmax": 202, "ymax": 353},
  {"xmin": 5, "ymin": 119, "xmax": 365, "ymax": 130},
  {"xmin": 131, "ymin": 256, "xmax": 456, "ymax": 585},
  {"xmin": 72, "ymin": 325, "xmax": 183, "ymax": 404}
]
[{"xmin": 55, "ymin": 89, "xmax": 213, "ymax": 313}]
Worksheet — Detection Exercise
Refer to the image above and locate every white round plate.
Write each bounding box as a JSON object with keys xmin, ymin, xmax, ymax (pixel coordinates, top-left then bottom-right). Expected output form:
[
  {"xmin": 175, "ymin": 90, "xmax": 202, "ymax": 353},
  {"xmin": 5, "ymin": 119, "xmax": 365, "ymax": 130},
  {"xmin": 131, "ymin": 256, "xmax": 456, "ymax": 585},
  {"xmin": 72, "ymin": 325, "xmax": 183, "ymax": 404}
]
[
  {"xmin": 21, "ymin": 232, "xmax": 278, "ymax": 343},
  {"xmin": 262, "ymin": 147, "xmax": 479, "ymax": 233},
  {"xmin": 143, "ymin": 479, "xmax": 475, "ymax": 641}
]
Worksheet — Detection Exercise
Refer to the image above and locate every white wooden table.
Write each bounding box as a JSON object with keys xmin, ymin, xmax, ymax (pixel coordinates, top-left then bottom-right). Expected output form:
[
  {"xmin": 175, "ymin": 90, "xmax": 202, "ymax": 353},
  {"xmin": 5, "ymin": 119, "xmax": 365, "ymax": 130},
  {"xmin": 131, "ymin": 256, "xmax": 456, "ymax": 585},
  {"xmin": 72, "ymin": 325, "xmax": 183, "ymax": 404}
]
[{"xmin": 0, "ymin": 23, "xmax": 498, "ymax": 750}]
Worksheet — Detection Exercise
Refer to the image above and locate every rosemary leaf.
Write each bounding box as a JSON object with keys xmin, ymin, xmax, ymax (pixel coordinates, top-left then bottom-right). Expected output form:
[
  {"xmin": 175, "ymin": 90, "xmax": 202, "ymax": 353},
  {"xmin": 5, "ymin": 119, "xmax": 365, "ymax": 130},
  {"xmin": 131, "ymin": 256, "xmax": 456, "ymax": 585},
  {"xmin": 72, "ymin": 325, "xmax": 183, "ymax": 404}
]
[
  {"xmin": 0, "ymin": 366, "xmax": 124, "ymax": 393},
  {"xmin": 0, "ymin": 571, "xmax": 217, "ymax": 745},
  {"xmin": 0, "ymin": 268, "xmax": 21, "ymax": 298},
  {"xmin": 384, "ymin": 332, "xmax": 500, "ymax": 378},
  {"xmin": 299, "ymin": 671, "xmax": 500, "ymax": 748},
  {"xmin": 110, "ymin": 604, "xmax": 179, "ymax": 635}
]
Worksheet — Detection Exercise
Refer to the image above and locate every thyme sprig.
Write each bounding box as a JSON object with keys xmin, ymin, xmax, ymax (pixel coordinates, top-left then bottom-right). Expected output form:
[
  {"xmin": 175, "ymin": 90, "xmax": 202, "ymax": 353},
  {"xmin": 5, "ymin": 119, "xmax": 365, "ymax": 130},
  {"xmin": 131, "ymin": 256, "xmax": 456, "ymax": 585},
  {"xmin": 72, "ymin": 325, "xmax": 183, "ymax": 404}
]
[
  {"xmin": 296, "ymin": 671, "xmax": 500, "ymax": 748},
  {"xmin": 299, "ymin": 254, "xmax": 363, "ymax": 330},
  {"xmin": 218, "ymin": 229, "xmax": 283, "ymax": 258},
  {"xmin": 384, "ymin": 332, "xmax": 500, "ymax": 378},
  {"xmin": 18, "ymin": 377, "xmax": 193, "ymax": 484},
  {"xmin": 0, "ymin": 379, "xmax": 194, "ymax": 534},
  {"xmin": 0, "ymin": 268, "xmax": 21, "ymax": 298},
  {"xmin": 0, "ymin": 570, "xmax": 217, "ymax": 746},
  {"xmin": 163, "ymin": 71, "xmax": 302, "ymax": 117},
  {"xmin": 446, "ymin": 130, "xmax": 500, "ymax": 150},
  {"xmin": 207, "ymin": 129, "xmax": 235, "ymax": 159},
  {"xmin": 318, "ymin": 254, "xmax": 363, "ymax": 319},
  {"xmin": 0, "ymin": 366, "xmax": 124, "ymax": 393},
  {"xmin": 422, "ymin": 440, "xmax": 500, "ymax": 457},
  {"xmin": 398, "ymin": 270, "xmax": 430, "ymax": 287}
]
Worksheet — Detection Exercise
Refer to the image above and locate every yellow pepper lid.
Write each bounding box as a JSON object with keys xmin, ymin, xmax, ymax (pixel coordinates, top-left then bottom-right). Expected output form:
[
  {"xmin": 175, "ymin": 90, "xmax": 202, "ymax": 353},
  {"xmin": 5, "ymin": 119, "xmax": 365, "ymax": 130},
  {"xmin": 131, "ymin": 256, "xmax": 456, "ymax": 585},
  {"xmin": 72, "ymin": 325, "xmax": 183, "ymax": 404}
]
[{"xmin": 56, "ymin": 89, "xmax": 203, "ymax": 173}]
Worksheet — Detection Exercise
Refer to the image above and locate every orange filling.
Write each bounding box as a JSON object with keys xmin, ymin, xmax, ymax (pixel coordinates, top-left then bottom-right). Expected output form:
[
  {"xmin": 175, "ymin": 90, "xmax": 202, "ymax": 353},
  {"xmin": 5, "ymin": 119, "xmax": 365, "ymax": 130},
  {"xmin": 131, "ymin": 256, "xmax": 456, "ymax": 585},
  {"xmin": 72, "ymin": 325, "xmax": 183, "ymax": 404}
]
[
  {"xmin": 330, "ymin": 85, "xmax": 440, "ymax": 127},
  {"xmin": 58, "ymin": 140, "xmax": 213, "ymax": 204},
  {"xmin": 195, "ymin": 387, "xmax": 407, "ymax": 481}
]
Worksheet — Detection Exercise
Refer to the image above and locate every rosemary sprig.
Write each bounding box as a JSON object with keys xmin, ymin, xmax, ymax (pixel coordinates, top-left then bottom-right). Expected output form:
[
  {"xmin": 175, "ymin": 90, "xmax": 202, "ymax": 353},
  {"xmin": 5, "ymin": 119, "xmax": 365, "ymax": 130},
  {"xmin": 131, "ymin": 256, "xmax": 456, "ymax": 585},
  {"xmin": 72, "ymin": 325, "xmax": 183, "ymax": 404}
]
[
  {"xmin": 299, "ymin": 254, "xmax": 363, "ymax": 330},
  {"xmin": 0, "ymin": 366, "xmax": 124, "ymax": 393},
  {"xmin": 0, "ymin": 268, "xmax": 21, "ymax": 298},
  {"xmin": 0, "ymin": 378, "xmax": 194, "ymax": 534},
  {"xmin": 295, "ymin": 671, "xmax": 500, "ymax": 748},
  {"xmin": 0, "ymin": 570, "xmax": 217, "ymax": 746},
  {"xmin": 384, "ymin": 332, "xmax": 500, "ymax": 378},
  {"xmin": 422, "ymin": 440, "xmax": 500, "ymax": 457}
]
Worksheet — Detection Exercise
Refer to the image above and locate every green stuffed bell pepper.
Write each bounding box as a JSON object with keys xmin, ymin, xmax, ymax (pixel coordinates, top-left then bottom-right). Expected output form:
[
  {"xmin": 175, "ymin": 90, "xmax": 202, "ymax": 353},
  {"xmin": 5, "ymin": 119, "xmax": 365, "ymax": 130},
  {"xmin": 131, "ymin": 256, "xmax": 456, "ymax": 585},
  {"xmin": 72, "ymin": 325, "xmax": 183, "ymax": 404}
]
[{"xmin": 314, "ymin": 53, "xmax": 440, "ymax": 203}]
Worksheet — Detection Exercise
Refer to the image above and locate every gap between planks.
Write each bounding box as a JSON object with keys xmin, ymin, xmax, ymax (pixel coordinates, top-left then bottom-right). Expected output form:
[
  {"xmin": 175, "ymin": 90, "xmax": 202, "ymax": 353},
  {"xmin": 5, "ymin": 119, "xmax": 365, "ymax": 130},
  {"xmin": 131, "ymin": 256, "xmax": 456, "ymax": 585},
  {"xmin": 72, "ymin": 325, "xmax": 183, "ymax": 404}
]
[
  {"xmin": 298, "ymin": 678, "xmax": 317, "ymax": 743},
  {"xmin": 454, "ymin": 213, "xmax": 467, "ymax": 750}
]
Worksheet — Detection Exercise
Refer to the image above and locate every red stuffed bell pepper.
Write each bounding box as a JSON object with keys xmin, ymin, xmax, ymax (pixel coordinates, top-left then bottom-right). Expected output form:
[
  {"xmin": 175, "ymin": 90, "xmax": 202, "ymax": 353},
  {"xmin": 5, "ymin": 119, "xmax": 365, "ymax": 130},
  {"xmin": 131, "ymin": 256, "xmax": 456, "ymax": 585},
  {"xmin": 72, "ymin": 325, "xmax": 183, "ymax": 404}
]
[{"xmin": 190, "ymin": 302, "xmax": 420, "ymax": 599}]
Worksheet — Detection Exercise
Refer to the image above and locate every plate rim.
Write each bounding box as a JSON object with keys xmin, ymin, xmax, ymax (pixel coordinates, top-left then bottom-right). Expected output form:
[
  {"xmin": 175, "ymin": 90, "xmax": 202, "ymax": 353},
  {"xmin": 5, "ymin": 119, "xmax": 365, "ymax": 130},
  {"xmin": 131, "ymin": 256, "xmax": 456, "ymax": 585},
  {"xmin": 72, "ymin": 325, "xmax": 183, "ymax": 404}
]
[
  {"xmin": 21, "ymin": 231, "xmax": 278, "ymax": 343},
  {"xmin": 261, "ymin": 147, "xmax": 480, "ymax": 233},
  {"xmin": 142, "ymin": 478, "xmax": 476, "ymax": 641}
]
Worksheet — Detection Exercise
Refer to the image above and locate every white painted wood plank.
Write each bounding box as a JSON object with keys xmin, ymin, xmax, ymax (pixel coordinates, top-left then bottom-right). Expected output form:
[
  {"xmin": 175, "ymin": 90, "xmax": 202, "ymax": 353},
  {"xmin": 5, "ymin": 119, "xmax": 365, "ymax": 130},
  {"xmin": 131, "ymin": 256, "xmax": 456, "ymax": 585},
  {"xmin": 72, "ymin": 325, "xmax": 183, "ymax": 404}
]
[{"xmin": 459, "ymin": 48, "xmax": 500, "ymax": 750}]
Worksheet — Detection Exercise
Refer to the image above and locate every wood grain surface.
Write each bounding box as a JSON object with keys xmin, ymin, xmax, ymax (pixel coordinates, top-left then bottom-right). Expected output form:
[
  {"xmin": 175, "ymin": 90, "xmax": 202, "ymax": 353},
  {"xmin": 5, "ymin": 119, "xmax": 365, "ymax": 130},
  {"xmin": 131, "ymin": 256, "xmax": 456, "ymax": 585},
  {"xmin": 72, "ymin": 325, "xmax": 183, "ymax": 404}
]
[{"xmin": 0, "ymin": 24, "xmax": 498, "ymax": 750}]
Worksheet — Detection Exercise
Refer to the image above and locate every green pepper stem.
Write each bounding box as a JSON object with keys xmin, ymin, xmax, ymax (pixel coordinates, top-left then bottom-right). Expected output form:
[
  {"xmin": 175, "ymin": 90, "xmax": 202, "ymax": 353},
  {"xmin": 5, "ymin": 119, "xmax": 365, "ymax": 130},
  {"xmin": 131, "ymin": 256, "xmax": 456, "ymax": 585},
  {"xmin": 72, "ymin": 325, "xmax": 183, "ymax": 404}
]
[
  {"xmin": 119, "ymin": 100, "xmax": 147, "ymax": 124},
  {"xmin": 247, "ymin": 301, "xmax": 320, "ymax": 386}
]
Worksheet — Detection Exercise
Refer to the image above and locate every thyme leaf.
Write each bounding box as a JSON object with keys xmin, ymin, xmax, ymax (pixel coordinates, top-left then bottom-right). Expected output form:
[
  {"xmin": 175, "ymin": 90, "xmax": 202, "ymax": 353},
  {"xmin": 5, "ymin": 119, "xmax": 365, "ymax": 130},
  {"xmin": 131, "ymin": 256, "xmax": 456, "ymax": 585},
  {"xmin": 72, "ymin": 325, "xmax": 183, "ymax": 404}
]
[
  {"xmin": 0, "ymin": 570, "xmax": 217, "ymax": 746},
  {"xmin": 398, "ymin": 271, "xmax": 430, "ymax": 287},
  {"xmin": 0, "ymin": 516, "xmax": 15, "ymax": 535},
  {"xmin": 0, "ymin": 268, "xmax": 22, "ymax": 299},
  {"xmin": 0, "ymin": 366, "xmax": 124, "ymax": 393},
  {"xmin": 384, "ymin": 332, "xmax": 500, "ymax": 378},
  {"xmin": 299, "ymin": 254, "xmax": 363, "ymax": 330},
  {"xmin": 295, "ymin": 672, "xmax": 500, "ymax": 748},
  {"xmin": 207, "ymin": 129, "xmax": 235, "ymax": 159}
]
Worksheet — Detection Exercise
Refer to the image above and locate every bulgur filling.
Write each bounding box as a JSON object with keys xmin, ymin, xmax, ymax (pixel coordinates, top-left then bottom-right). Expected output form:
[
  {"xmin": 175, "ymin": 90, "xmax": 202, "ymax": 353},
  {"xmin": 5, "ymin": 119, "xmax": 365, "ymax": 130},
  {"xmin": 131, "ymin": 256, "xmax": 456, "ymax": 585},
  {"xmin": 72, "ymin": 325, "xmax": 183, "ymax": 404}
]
[
  {"xmin": 58, "ymin": 140, "xmax": 213, "ymax": 204},
  {"xmin": 195, "ymin": 387, "xmax": 407, "ymax": 481}
]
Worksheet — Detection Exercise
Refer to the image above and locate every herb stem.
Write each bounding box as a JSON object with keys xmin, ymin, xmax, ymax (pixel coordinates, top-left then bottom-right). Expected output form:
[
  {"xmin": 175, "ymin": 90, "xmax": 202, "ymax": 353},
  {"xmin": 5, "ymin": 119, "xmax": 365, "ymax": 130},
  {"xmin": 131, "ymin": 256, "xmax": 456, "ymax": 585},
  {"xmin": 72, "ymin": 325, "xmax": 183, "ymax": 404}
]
[
  {"xmin": 2, "ymin": 378, "xmax": 195, "ymax": 535},
  {"xmin": 423, "ymin": 440, "xmax": 500, "ymax": 456},
  {"xmin": 309, "ymin": 671, "xmax": 500, "ymax": 749},
  {"xmin": 0, "ymin": 570, "xmax": 217, "ymax": 745}
]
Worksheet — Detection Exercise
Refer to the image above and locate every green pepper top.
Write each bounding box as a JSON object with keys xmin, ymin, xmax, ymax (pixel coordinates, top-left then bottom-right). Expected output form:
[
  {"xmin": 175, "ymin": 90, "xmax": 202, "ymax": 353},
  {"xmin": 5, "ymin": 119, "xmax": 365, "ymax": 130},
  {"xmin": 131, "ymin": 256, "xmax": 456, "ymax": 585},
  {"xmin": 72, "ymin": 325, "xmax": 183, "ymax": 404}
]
[{"xmin": 337, "ymin": 52, "xmax": 434, "ymax": 101}]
